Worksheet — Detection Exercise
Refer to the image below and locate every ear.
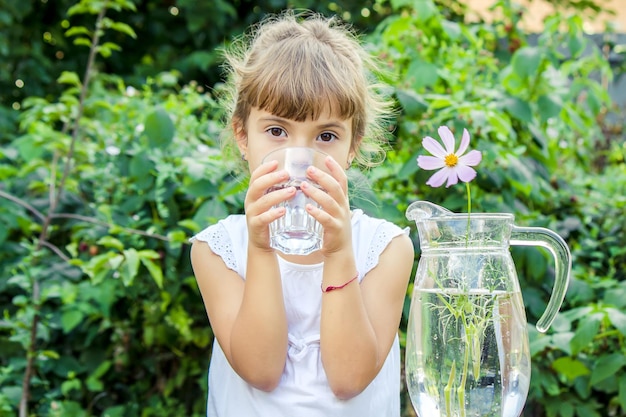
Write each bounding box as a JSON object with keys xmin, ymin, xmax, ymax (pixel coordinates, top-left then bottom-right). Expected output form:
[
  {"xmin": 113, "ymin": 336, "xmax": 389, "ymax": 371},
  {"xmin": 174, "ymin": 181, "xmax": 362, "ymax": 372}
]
[
  {"xmin": 233, "ymin": 119, "xmax": 248, "ymax": 156},
  {"xmin": 348, "ymin": 135, "xmax": 363, "ymax": 165}
]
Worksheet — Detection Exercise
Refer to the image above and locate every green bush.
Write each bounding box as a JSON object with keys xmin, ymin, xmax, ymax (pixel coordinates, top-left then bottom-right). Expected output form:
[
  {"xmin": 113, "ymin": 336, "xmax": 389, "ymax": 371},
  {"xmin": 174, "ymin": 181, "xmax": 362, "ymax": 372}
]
[
  {"xmin": 0, "ymin": 0, "xmax": 624, "ymax": 416},
  {"xmin": 0, "ymin": 2, "xmax": 237, "ymax": 415}
]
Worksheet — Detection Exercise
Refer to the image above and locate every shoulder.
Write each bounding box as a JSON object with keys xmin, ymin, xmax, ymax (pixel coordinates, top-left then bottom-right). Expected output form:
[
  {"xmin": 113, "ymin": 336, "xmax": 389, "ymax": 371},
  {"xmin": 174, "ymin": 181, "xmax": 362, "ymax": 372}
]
[
  {"xmin": 353, "ymin": 208, "xmax": 408, "ymax": 231},
  {"xmin": 352, "ymin": 209, "xmax": 410, "ymax": 247},
  {"xmin": 191, "ymin": 214, "xmax": 247, "ymax": 243},
  {"xmin": 190, "ymin": 215, "xmax": 247, "ymax": 274},
  {"xmin": 351, "ymin": 209, "xmax": 413, "ymax": 275}
]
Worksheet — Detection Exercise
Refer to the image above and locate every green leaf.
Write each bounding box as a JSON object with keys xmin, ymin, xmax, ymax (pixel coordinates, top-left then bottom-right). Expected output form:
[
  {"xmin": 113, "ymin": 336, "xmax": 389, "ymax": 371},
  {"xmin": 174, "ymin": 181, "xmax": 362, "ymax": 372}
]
[
  {"xmin": 395, "ymin": 89, "xmax": 428, "ymax": 118},
  {"xmin": 590, "ymin": 353, "xmax": 626, "ymax": 385},
  {"xmin": 61, "ymin": 378, "xmax": 82, "ymax": 395},
  {"xmin": 561, "ymin": 306, "xmax": 594, "ymax": 322},
  {"xmin": 406, "ymin": 58, "xmax": 439, "ymax": 90},
  {"xmin": 604, "ymin": 283, "xmax": 626, "ymax": 308},
  {"xmin": 529, "ymin": 332, "xmax": 551, "ymax": 356},
  {"xmin": 57, "ymin": 71, "xmax": 82, "ymax": 87},
  {"xmin": 570, "ymin": 313, "xmax": 602, "ymax": 354},
  {"xmin": 129, "ymin": 151, "xmax": 155, "ymax": 190},
  {"xmin": 108, "ymin": 21, "xmax": 137, "ymax": 38},
  {"xmin": 540, "ymin": 371, "xmax": 561, "ymax": 396},
  {"xmin": 550, "ymin": 332, "xmax": 574, "ymax": 355},
  {"xmin": 426, "ymin": 94, "xmax": 454, "ymax": 109},
  {"xmin": 143, "ymin": 325, "xmax": 155, "ymax": 347},
  {"xmin": 395, "ymin": 0, "xmax": 437, "ymax": 19},
  {"xmin": 193, "ymin": 199, "xmax": 230, "ymax": 226},
  {"xmin": 97, "ymin": 42, "xmax": 122, "ymax": 58},
  {"xmin": 97, "ymin": 236, "xmax": 124, "ymax": 251},
  {"xmin": 86, "ymin": 360, "xmax": 111, "ymax": 392},
  {"xmin": 185, "ymin": 179, "xmax": 219, "ymax": 198},
  {"xmin": 511, "ymin": 46, "xmax": 542, "ymax": 79},
  {"xmin": 606, "ymin": 307, "xmax": 626, "ymax": 337},
  {"xmin": 568, "ymin": 35, "xmax": 585, "ymax": 58},
  {"xmin": 64, "ymin": 26, "xmax": 91, "ymax": 37},
  {"xmin": 82, "ymin": 252, "xmax": 121, "ymax": 285},
  {"xmin": 619, "ymin": 374, "xmax": 626, "ymax": 412},
  {"xmin": 441, "ymin": 20, "xmax": 461, "ymax": 39},
  {"xmin": 140, "ymin": 256, "xmax": 164, "ymax": 289},
  {"xmin": 101, "ymin": 406, "xmax": 127, "ymax": 417},
  {"xmin": 398, "ymin": 152, "xmax": 420, "ymax": 179},
  {"xmin": 41, "ymin": 350, "xmax": 61, "ymax": 359},
  {"xmin": 558, "ymin": 402, "xmax": 575, "ymax": 417},
  {"xmin": 503, "ymin": 97, "xmax": 532, "ymax": 123},
  {"xmin": 122, "ymin": 248, "xmax": 140, "ymax": 286},
  {"xmin": 167, "ymin": 230, "xmax": 188, "ymax": 244},
  {"xmin": 552, "ymin": 357, "xmax": 590, "ymax": 381},
  {"xmin": 73, "ymin": 37, "xmax": 92, "ymax": 48},
  {"xmin": 61, "ymin": 309, "xmax": 84, "ymax": 333},
  {"xmin": 518, "ymin": 244, "xmax": 547, "ymax": 280},
  {"xmin": 537, "ymin": 94, "xmax": 562, "ymax": 120},
  {"xmin": 550, "ymin": 313, "xmax": 572, "ymax": 333},
  {"xmin": 14, "ymin": 135, "xmax": 45, "ymax": 161},
  {"xmin": 178, "ymin": 219, "xmax": 200, "ymax": 232},
  {"xmin": 144, "ymin": 107, "xmax": 175, "ymax": 148}
]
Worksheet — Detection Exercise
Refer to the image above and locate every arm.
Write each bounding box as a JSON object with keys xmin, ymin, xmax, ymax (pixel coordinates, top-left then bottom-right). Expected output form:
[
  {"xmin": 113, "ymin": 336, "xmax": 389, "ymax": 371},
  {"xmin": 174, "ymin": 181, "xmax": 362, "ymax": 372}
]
[
  {"xmin": 191, "ymin": 159, "xmax": 295, "ymax": 391},
  {"xmin": 319, "ymin": 233, "xmax": 414, "ymax": 399},
  {"xmin": 191, "ymin": 241, "xmax": 288, "ymax": 392},
  {"xmin": 303, "ymin": 155, "xmax": 414, "ymax": 399}
]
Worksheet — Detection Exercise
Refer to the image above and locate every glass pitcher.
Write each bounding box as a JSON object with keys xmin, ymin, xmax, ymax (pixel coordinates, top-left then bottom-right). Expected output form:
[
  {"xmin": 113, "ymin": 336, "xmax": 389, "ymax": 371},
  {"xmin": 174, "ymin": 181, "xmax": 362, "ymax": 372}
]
[{"xmin": 404, "ymin": 201, "xmax": 571, "ymax": 417}]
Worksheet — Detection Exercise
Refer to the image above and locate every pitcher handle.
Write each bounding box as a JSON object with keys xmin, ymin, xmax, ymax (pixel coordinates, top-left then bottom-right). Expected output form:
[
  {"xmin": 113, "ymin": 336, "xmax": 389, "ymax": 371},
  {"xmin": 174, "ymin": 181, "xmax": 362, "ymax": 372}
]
[{"xmin": 510, "ymin": 226, "xmax": 572, "ymax": 333}]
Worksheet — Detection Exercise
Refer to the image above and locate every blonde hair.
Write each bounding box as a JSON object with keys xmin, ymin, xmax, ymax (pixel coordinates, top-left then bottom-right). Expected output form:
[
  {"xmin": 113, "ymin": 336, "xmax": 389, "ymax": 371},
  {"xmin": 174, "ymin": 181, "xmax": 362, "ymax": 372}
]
[{"xmin": 218, "ymin": 10, "xmax": 394, "ymax": 171}]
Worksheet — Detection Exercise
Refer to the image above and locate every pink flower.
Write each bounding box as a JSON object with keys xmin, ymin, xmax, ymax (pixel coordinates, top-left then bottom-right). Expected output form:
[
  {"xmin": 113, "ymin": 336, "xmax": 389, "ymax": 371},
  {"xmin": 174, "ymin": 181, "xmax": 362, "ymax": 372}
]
[{"xmin": 417, "ymin": 126, "xmax": 482, "ymax": 188}]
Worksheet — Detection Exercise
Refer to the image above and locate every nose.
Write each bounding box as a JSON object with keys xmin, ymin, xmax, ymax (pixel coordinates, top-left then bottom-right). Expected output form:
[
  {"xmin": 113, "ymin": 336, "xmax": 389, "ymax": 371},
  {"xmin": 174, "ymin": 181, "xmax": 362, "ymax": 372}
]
[
  {"xmin": 284, "ymin": 147, "xmax": 315, "ymax": 179},
  {"xmin": 288, "ymin": 136, "xmax": 312, "ymax": 149}
]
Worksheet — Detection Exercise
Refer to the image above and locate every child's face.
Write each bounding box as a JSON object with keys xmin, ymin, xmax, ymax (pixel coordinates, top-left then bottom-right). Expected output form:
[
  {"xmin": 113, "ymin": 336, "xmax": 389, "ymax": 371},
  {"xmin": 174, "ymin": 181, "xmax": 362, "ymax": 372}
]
[{"xmin": 237, "ymin": 107, "xmax": 355, "ymax": 173}]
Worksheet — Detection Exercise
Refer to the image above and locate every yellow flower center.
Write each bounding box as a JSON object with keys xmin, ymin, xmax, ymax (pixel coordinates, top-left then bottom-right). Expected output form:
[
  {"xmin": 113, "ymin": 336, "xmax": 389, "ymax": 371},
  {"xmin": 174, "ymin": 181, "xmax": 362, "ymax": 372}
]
[{"xmin": 444, "ymin": 153, "xmax": 458, "ymax": 167}]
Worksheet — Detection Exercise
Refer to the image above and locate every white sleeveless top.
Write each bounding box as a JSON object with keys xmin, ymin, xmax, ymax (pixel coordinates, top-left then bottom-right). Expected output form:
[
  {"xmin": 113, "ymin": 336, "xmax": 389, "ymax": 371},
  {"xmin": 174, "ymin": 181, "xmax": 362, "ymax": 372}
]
[{"xmin": 192, "ymin": 209, "xmax": 409, "ymax": 417}]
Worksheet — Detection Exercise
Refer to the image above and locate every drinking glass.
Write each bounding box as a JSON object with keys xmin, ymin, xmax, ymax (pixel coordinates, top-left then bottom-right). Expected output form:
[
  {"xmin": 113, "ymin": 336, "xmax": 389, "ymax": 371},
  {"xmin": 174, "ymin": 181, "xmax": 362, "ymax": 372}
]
[{"xmin": 262, "ymin": 147, "xmax": 328, "ymax": 255}]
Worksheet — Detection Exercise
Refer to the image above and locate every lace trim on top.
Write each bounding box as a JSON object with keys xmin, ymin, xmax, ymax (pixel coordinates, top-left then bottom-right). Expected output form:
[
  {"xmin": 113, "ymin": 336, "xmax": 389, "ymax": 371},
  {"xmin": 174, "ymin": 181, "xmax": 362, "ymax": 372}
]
[
  {"xmin": 363, "ymin": 224, "xmax": 409, "ymax": 277},
  {"xmin": 191, "ymin": 223, "xmax": 238, "ymax": 271},
  {"xmin": 190, "ymin": 213, "xmax": 408, "ymax": 276}
]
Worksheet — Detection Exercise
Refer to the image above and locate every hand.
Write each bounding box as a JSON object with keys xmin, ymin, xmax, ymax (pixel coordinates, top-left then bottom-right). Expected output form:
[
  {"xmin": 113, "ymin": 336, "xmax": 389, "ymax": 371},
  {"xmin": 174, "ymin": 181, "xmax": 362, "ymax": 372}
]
[
  {"xmin": 300, "ymin": 155, "xmax": 353, "ymax": 257},
  {"xmin": 244, "ymin": 160, "xmax": 294, "ymax": 252}
]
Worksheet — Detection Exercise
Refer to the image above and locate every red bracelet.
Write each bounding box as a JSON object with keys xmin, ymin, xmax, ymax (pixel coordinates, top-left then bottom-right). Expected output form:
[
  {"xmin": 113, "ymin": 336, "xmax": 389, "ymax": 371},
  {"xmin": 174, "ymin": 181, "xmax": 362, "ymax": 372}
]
[{"xmin": 321, "ymin": 273, "xmax": 359, "ymax": 293}]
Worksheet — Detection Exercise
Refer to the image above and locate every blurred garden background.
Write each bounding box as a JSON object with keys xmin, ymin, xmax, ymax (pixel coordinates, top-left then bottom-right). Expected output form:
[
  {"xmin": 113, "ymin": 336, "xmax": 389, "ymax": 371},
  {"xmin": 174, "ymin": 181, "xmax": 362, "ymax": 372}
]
[{"xmin": 0, "ymin": 0, "xmax": 625, "ymax": 416}]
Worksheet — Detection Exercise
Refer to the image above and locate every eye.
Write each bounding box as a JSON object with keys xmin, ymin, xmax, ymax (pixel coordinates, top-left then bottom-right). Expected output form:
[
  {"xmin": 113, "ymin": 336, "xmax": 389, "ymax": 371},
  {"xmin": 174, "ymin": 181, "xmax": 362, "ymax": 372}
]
[
  {"xmin": 267, "ymin": 127, "xmax": 286, "ymax": 137},
  {"xmin": 317, "ymin": 132, "xmax": 338, "ymax": 142}
]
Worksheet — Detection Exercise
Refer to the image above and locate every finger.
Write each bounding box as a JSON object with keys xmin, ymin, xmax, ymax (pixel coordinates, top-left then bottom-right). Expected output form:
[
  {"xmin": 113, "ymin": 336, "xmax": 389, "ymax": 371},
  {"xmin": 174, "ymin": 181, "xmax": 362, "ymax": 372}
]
[
  {"xmin": 250, "ymin": 159, "xmax": 279, "ymax": 182},
  {"xmin": 247, "ymin": 164, "xmax": 291, "ymax": 202},
  {"xmin": 248, "ymin": 204, "xmax": 287, "ymax": 229},
  {"xmin": 323, "ymin": 155, "xmax": 349, "ymax": 193},
  {"xmin": 307, "ymin": 157, "xmax": 348, "ymax": 195},
  {"xmin": 247, "ymin": 185, "xmax": 296, "ymax": 217},
  {"xmin": 305, "ymin": 166, "xmax": 347, "ymax": 209},
  {"xmin": 300, "ymin": 180, "xmax": 334, "ymax": 210}
]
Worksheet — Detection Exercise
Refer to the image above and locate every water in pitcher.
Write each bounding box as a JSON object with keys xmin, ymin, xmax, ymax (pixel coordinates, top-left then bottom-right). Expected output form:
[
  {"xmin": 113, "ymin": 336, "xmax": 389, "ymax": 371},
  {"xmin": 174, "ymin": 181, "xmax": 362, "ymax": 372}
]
[{"xmin": 405, "ymin": 288, "xmax": 531, "ymax": 417}]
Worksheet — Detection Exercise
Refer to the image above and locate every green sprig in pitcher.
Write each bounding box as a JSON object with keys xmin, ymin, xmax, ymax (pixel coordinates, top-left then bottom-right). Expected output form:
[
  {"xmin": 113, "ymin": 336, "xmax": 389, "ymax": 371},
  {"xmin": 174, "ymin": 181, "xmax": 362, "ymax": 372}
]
[{"xmin": 405, "ymin": 201, "xmax": 571, "ymax": 417}]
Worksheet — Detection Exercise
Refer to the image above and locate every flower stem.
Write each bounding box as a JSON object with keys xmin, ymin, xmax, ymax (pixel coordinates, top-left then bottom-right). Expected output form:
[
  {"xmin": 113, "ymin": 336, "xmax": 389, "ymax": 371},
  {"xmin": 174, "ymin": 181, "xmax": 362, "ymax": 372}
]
[
  {"xmin": 445, "ymin": 360, "xmax": 456, "ymax": 417},
  {"xmin": 453, "ymin": 312, "xmax": 471, "ymax": 417},
  {"xmin": 466, "ymin": 182, "xmax": 471, "ymax": 215},
  {"xmin": 465, "ymin": 182, "xmax": 472, "ymax": 245}
]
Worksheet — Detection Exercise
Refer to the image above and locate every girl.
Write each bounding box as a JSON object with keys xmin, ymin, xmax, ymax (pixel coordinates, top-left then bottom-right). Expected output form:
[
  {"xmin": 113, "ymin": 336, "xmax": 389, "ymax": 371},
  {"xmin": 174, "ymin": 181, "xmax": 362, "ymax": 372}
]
[{"xmin": 190, "ymin": 10, "xmax": 414, "ymax": 417}]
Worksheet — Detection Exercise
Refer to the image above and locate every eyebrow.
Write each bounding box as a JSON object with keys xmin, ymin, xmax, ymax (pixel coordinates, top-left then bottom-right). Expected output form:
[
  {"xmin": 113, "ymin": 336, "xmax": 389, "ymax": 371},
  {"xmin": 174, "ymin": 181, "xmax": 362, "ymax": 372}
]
[
  {"xmin": 258, "ymin": 116, "xmax": 347, "ymax": 132},
  {"xmin": 258, "ymin": 116, "xmax": 291, "ymax": 125},
  {"xmin": 316, "ymin": 122, "xmax": 347, "ymax": 132}
]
